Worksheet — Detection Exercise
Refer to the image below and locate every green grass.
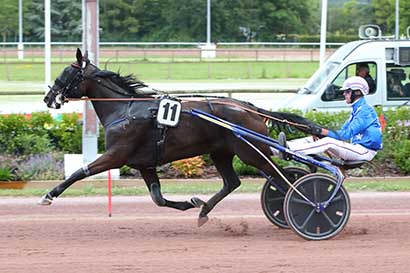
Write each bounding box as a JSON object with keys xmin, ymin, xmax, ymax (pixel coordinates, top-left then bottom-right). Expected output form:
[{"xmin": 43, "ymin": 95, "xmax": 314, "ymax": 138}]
[
  {"xmin": 1, "ymin": 178, "xmax": 410, "ymax": 197},
  {"xmin": 0, "ymin": 61, "xmax": 318, "ymax": 82},
  {"xmin": 345, "ymin": 180, "xmax": 410, "ymax": 192},
  {"xmin": 0, "ymin": 180, "xmax": 263, "ymax": 197}
]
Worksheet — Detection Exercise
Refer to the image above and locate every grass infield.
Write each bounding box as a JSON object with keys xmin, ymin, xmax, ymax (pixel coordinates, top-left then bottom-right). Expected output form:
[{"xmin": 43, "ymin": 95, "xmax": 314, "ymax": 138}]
[
  {"xmin": 0, "ymin": 61, "xmax": 318, "ymax": 83},
  {"xmin": 1, "ymin": 177, "xmax": 410, "ymax": 197}
]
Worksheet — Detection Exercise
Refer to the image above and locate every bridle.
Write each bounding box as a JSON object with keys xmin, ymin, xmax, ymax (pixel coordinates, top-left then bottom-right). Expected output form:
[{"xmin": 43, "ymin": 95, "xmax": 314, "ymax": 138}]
[{"xmin": 45, "ymin": 61, "xmax": 86, "ymax": 109}]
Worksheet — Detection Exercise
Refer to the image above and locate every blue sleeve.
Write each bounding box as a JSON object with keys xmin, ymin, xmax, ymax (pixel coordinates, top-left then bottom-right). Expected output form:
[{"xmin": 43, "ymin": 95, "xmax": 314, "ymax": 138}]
[
  {"xmin": 327, "ymin": 129, "xmax": 342, "ymax": 140},
  {"xmin": 328, "ymin": 106, "xmax": 375, "ymax": 141},
  {"xmin": 327, "ymin": 119, "xmax": 350, "ymax": 140}
]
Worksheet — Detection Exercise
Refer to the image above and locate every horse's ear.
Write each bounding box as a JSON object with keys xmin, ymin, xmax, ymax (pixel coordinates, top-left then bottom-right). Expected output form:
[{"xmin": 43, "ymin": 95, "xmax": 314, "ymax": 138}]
[{"xmin": 76, "ymin": 48, "xmax": 83, "ymax": 64}]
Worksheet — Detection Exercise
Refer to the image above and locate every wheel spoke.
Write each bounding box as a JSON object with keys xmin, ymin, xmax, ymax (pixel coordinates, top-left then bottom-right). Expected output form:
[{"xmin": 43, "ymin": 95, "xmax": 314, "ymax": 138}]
[
  {"xmin": 330, "ymin": 194, "xmax": 344, "ymax": 203},
  {"xmin": 286, "ymin": 175, "xmax": 348, "ymax": 240},
  {"xmin": 321, "ymin": 210, "xmax": 339, "ymax": 228},
  {"xmin": 291, "ymin": 196, "xmax": 312, "ymax": 206},
  {"xmin": 299, "ymin": 208, "xmax": 316, "ymax": 230},
  {"xmin": 266, "ymin": 196, "xmax": 285, "ymax": 203},
  {"xmin": 313, "ymin": 180, "xmax": 319, "ymax": 203}
]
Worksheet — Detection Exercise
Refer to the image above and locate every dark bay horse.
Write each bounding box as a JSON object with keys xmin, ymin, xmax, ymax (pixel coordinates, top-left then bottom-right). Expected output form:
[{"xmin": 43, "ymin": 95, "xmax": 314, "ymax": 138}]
[{"xmin": 40, "ymin": 49, "xmax": 314, "ymax": 226}]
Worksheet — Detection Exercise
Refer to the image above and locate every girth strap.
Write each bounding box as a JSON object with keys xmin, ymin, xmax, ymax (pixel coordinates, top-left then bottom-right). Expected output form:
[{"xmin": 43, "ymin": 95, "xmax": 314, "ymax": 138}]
[
  {"xmin": 148, "ymin": 107, "xmax": 167, "ymax": 166},
  {"xmin": 154, "ymin": 122, "xmax": 167, "ymax": 166}
]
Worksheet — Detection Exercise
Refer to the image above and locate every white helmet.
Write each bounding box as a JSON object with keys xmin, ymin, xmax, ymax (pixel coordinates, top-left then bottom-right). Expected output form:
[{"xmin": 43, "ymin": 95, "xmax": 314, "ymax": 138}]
[{"xmin": 340, "ymin": 76, "xmax": 369, "ymax": 96}]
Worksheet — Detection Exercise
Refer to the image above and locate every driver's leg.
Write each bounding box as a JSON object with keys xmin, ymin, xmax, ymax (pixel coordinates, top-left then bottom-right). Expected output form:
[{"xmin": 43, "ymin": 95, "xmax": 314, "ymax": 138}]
[{"xmin": 288, "ymin": 137, "xmax": 376, "ymax": 161}]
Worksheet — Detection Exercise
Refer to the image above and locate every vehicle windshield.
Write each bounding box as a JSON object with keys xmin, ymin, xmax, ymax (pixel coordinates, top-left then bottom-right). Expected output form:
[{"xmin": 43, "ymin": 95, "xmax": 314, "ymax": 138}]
[
  {"xmin": 299, "ymin": 61, "xmax": 340, "ymax": 94},
  {"xmin": 298, "ymin": 41, "xmax": 364, "ymax": 95}
]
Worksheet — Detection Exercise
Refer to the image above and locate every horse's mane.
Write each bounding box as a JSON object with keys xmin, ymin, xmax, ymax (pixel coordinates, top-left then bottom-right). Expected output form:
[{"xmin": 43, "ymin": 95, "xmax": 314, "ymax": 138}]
[{"xmin": 92, "ymin": 70, "xmax": 158, "ymax": 96}]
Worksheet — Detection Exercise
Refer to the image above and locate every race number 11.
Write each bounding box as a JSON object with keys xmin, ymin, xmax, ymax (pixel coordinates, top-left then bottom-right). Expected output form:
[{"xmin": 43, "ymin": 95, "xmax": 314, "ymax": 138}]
[{"xmin": 157, "ymin": 98, "xmax": 182, "ymax": 127}]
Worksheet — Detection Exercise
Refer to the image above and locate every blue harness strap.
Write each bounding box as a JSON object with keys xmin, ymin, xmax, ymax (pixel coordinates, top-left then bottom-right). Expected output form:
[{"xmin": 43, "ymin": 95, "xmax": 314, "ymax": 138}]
[{"xmin": 105, "ymin": 117, "xmax": 127, "ymax": 129}]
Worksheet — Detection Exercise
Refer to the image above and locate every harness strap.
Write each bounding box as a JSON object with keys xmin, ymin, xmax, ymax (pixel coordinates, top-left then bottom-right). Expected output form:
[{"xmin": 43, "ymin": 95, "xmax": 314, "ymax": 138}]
[
  {"xmin": 105, "ymin": 117, "xmax": 128, "ymax": 129},
  {"xmin": 154, "ymin": 122, "xmax": 167, "ymax": 166},
  {"xmin": 147, "ymin": 104, "xmax": 167, "ymax": 166},
  {"xmin": 205, "ymin": 97, "xmax": 215, "ymax": 113}
]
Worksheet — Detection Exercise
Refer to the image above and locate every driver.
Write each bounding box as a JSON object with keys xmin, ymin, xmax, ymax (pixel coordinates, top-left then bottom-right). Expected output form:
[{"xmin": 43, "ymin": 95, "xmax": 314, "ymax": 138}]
[
  {"xmin": 356, "ymin": 63, "xmax": 376, "ymax": 93},
  {"xmin": 279, "ymin": 76, "xmax": 382, "ymax": 162}
]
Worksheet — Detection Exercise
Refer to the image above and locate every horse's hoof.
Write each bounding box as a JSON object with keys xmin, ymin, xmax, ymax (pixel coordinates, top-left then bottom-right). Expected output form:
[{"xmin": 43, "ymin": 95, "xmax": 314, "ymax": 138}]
[
  {"xmin": 197, "ymin": 216, "xmax": 209, "ymax": 227},
  {"xmin": 190, "ymin": 197, "xmax": 205, "ymax": 208},
  {"xmin": 38, "ymin": 194, "xmax": 53, "ymax": 206}
]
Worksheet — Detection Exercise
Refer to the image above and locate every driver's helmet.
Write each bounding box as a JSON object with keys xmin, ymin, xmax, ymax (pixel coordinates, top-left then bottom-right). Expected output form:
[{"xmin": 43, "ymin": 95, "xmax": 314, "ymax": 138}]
[{"xmin": 340, "ymin": 76, "xmax": 369, "ymax": 96}]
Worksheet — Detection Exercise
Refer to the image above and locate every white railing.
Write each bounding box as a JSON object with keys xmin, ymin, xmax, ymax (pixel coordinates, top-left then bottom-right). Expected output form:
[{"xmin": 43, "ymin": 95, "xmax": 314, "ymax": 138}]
[
  {"xmin": 0, "ymin": 42, "xmax": 336, "ymax": 82},
  {"xmin": 0, "ymin": 42, "xmax": 339, "ymax": 62},
  {"xmin": 0, "ymin": 41, "xmax": 345, "ymax": 47}
]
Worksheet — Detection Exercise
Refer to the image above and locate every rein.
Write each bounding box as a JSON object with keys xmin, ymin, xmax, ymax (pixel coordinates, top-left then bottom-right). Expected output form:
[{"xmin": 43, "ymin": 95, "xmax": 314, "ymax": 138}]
[
  {"xmin": 59, "ymin": 62, "xmax": 309, "ymax": 129},
  {"xmin": 66, "ymin": 97, "xmax": 158, "ymax": 101},
  {"xmin": 66, "ymin": 96, "xmax": 309, "ymax": 129}
]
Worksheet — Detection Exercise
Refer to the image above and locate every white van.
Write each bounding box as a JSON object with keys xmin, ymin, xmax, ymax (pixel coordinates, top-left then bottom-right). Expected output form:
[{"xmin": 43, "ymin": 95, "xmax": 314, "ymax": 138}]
[{"xmin": 279, "ymin": 39, "xmax": 410, "ymax": 111}]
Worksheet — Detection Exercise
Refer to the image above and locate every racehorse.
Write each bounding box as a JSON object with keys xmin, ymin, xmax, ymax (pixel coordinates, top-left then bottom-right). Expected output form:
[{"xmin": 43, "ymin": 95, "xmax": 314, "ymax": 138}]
[{"xmin": 40, "ymin": 48, "xmax": 316, "ymax": 226}]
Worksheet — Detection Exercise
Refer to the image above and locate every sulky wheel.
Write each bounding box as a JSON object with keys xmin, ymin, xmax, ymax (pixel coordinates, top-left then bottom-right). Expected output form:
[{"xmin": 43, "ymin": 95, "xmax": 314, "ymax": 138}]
[
  {"xmin": 284, "ymin": 173, "xmax": 350, "ymax": 240},
  {"xmin": 261, "ymin": 166, "xmax": 310, "ymax": 229}
]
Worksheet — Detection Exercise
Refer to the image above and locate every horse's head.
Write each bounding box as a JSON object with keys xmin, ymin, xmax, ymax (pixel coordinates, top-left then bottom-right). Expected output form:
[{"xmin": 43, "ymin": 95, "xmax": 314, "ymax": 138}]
[{"xmin": 44, "ymin": 48, "xmax": 89, "ymax": 109}]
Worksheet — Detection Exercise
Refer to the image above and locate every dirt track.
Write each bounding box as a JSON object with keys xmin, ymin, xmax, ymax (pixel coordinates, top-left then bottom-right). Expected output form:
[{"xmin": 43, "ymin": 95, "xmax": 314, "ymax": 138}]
[{"xmin": 1, "ymin": 192, "xmax": 410, "ymax": 273}]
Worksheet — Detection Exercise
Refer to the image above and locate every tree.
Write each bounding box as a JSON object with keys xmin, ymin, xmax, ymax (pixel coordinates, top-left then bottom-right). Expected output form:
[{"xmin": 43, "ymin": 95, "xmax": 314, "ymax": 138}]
[
  {"xmin": 158, "ymin": 0, "xmax": 206, "ymax": 42},
  {"xmin": 305, "ymin": 0, "xmax": 321, "ymax": 35},
  {"xmin": 397, "ymin": 0, "xmax": 410, "ymax": 37},
  {"xmin": 255, "ymin": 0, "xmax": 315, "ymax": 39},
  {"xmin": 100, "ymin": 0, "xmax": 141, "ymax": 42},
  {"xmin": 329, "ymin": 0, "xmax": 375, "ymax": 35},
  {"xmin": 132, "ymin": 0, "xmax": 168, "ymax": 41},
  {"xmin": 51, "ymin": 0, "xmax": 82, "ymax": 41},
  {"xmin": 0, "ymin": 0, "xmax": 330, "ymax": 43},
  {"xmin": 372, "ymin": 0, "xmax": 410, "ymax": 36},
  {"xmin": 213, "ymin": 0, "xmax": 318, "ymax": 42},
  {"xmin": 209, "ymin": 0, "xmax": 256, "ymax": 42},
  {"xmin": 373, "ymin": 0, "xmax": 395, "ymax": 34},
  {"xmin": 0, "ymin": 0, "xmax": 18, "ymax": 42},
  {"xmin": 24, "ymin": 0, "xmax": 81, "ymax": 42}
]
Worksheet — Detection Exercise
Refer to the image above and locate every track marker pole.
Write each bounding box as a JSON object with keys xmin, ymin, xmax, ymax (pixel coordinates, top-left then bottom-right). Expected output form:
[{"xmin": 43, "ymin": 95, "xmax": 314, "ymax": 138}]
[{"xmin": 108, "ymin": 169, "xmax": 112, "ymax": 217}]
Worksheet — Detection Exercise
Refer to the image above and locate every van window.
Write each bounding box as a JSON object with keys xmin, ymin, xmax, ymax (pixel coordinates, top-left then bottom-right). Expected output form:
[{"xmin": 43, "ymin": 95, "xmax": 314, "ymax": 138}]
[
  {"xmin": 300, "ymin": 61, "xmax": 340, "ymax": 95},
  {"xmin": 321, "ymin": 62, "xmax": 377, "ymax": 101},
  {"xmin": 386, "ymin": 65, "xmax": 410, "ymax": 100}
]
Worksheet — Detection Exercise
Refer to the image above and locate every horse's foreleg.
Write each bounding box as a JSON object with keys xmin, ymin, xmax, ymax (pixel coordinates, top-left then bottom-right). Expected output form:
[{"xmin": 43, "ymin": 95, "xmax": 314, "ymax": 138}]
[
  {"xmin": 38, "ymin": 166, "xmax": 88, "ymax": 205},
  {"xmin": 38, "ymin": 152, "xmax": 121, "ymax": 205},
  {"xmin": 197, "ymin": 154, "xmax": 240, "ymax": 227},
  {"xmin": 140, "ymin": 167, "xmax": 200, "ymax": 211}
]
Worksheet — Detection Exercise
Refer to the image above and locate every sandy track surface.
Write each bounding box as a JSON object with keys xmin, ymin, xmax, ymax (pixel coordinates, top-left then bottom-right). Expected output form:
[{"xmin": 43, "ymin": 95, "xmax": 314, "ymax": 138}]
[{"xmin": 1, "ymin": 192, "xmax": 410, "ymax": 273}]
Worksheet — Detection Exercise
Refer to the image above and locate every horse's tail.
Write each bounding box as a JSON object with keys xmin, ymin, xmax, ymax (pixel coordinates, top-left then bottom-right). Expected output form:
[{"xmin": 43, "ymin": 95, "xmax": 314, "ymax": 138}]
[{"xmin": 256, "ymin": 107, "xmax": 321, "ymax": 135}]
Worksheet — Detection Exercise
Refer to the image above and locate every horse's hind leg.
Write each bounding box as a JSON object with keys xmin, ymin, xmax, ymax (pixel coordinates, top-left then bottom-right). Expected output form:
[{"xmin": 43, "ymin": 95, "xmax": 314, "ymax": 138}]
[
  {"xmin": 140, "ymin": 167, "xmax": 198, "ymax": 211},
  {"xmin": 38, "ymin": 151, "xmax": 122, "ymax": 205},
  {"xmin": 197, "ymin": 153, "xmax": 240, "ymax": 227}
]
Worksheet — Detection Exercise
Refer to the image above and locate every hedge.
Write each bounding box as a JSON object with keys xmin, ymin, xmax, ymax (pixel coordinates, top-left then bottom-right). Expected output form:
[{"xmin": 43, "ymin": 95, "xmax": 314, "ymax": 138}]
[{"xmin": 0, "ymin": 107, "xmax": 409, "ymax": 180}]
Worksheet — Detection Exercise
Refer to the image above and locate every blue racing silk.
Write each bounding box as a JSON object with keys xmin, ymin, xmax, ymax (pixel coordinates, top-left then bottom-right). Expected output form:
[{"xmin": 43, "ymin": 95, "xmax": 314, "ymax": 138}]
[{"xmin": 327, "ymin": 97, "xmax": 382, "ymax": 151}]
